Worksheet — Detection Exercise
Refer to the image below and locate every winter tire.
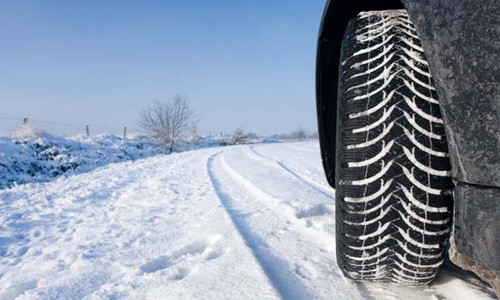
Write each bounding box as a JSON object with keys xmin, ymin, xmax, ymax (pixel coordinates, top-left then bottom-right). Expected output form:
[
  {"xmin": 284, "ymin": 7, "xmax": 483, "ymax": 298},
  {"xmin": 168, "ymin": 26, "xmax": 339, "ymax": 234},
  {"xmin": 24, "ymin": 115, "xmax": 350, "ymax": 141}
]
[{"xmin": 336, "ymin": 10, "xmax": 454, "ymax": 284}]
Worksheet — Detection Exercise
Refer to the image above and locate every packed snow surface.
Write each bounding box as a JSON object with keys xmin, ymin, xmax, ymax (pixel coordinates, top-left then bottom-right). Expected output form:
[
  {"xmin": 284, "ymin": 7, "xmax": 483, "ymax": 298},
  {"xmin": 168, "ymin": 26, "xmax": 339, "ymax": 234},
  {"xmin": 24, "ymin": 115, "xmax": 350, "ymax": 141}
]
[{"xmin": 0, "ymin": 142, "xmax": 495, "ymax": 299}]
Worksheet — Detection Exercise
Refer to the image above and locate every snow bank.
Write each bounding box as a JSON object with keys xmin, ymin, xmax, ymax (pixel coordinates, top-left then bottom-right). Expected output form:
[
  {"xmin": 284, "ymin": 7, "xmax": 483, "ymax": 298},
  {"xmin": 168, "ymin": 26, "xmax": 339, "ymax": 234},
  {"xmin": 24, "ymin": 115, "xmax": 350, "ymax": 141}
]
[
  {"xmin": 0, "ymin": 128, "xmax": 276, "ymax": 190},
  {"xmin": 0, "ymin": 132, "xmax": 164, "ymax": 190}
]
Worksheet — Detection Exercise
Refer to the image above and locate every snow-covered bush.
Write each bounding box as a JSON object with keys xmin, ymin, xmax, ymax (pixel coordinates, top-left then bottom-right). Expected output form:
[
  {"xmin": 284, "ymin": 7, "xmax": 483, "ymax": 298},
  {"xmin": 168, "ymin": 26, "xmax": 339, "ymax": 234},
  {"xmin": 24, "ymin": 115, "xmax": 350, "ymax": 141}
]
[
  {"xmin": 0, "ymin": 133, "xmax": 163, "ymax": 190},
  {"xmin": 10, "ymin": 124, "xmax": 47, "ymax": 139},
  {"xmin": 231, "ymin": 128, "xmax": 249, "ymax": 145},
  {"xmin": 0, "ymin": 128, "xmax": 276, "ymax": 190}
]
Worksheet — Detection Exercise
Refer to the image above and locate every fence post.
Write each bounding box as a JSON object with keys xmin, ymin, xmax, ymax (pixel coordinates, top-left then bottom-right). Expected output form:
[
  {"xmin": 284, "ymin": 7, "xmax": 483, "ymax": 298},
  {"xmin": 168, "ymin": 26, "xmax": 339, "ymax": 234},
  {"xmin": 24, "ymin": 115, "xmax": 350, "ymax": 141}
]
[
  {"xmin": 85, "ymin": 124, "xmax": 90, "ymax": 137},
  {"xmin": 23, "ymin": 116, "xmax": 28, "ymax": 126},
  {"xmin": 123, "ymin": 126, "xmax": 127, "ymax": 139}
]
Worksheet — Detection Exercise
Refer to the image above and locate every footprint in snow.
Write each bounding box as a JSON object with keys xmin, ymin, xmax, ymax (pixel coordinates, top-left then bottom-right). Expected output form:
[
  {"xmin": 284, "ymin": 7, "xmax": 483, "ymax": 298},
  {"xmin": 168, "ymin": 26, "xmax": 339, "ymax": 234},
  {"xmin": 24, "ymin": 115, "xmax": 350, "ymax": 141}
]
[
  {"xmin": 295, "ymin": 262, "xmax": 317, "ymax": 280},
  {"xmin": 140, "ymin": 256, "xmax": 174, "ymax": 274},
  {"xmin": 171, "ymin": 266, "xmax": 192, "ymax": 281},
  {"xmin": 295, "ymin": 204, "xmax": 333, "ymax": 219},
  {"xmin": 140, "ymin": 235, "xmax": 223, "ymax": 275},
  {"xmin": 205, "ymin": 248, "xmax": 226, "ymax": 261},
  {"xmin": 15, "ymin": 246, "xmax": 29, "ymax": 257}
]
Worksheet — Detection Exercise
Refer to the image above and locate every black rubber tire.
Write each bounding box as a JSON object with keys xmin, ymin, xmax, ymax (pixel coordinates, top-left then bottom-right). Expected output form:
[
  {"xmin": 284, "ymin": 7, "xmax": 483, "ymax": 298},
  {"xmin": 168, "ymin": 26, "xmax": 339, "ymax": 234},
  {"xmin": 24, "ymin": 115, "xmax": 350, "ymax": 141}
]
[{"xmin": 335, "ymin": 10, "xmax": 454, "ymax": 284}]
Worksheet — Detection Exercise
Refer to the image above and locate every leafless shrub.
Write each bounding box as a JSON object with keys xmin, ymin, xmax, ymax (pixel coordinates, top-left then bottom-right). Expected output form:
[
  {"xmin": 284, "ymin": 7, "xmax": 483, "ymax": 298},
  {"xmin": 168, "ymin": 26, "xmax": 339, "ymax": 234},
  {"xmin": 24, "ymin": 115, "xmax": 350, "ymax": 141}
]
[
  {"xmin": 139, "ymin": 95, "xmax": 196, "ymax": 153},
  {"xmin": 231, "ymin": 128, "xmax": 249, "ymax": 145},
  {"xmin": 292, "ymin": 127, "xmax": 307, "ymax": 141}
]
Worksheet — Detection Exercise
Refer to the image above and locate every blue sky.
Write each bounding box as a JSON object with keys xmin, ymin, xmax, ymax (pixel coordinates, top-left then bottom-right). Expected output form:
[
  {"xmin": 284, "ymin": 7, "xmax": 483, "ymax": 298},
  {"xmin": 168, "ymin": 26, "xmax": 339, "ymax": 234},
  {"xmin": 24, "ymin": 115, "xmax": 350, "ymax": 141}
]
[{"xmin": 0, "ymin": 1, "xmax": 326, "ymax": 136}]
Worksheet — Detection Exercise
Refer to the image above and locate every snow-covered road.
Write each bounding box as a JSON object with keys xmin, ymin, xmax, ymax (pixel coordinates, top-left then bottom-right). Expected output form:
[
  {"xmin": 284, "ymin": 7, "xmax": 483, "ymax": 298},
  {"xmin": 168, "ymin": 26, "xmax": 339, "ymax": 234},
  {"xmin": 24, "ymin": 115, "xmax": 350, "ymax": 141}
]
[{"xmin": 0, "ymin": 142, "xmax": 495, "ymax": 299}]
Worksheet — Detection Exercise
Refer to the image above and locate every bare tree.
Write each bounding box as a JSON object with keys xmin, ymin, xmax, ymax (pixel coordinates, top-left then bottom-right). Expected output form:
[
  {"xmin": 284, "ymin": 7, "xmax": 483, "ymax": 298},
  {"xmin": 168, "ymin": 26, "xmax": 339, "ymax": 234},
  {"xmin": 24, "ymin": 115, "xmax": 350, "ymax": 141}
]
[
  {"xmin": 293, "ymin": 127, "xmax": 307, "ymax": 141},
  {"xmin": 139, "ymin": 95, "xmax": 196, "ymax": 153},
  {"xmin": 232, "ymin": 128, "xmax": 249, "ymax": 145}
]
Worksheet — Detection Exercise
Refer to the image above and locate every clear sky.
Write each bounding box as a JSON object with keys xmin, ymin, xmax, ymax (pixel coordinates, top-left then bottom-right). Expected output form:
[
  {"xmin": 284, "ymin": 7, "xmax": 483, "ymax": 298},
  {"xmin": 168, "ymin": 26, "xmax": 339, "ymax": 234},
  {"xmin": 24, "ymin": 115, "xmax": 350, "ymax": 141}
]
[{"xmin": 0, "ymin": 0, "xmax": 326, "ymax": 136}]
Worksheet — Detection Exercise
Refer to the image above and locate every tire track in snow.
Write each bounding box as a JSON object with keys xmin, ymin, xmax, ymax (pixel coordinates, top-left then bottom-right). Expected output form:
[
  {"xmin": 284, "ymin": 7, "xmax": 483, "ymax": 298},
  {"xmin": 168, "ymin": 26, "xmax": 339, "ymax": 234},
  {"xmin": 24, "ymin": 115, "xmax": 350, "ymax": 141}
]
[
  {"xmin": 248, "ymin": 146, "xmax": 335, "ymax": 200},
  {"xmin": 223, "ymin": 149, "xmax": 334, "ymax": 221},
  {"xmin": 207, "ymin": 151, "xmax": 314, "ymax": 300},
  {"xmin": 219, "ymin": 148, "xmax": 336, "ymax": 231},
  {"xmin": 208, "ymin": 148, "xmax": 368, "ymax": 299}
]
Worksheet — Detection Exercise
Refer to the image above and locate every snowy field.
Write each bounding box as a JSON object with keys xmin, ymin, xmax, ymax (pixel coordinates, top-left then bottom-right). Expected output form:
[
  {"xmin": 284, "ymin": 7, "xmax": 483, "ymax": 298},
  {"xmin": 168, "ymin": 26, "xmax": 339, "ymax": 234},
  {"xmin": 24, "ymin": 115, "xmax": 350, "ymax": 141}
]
[{"xmin": 0, "ymin": 142, "xmax": 495, "ymax": 299}]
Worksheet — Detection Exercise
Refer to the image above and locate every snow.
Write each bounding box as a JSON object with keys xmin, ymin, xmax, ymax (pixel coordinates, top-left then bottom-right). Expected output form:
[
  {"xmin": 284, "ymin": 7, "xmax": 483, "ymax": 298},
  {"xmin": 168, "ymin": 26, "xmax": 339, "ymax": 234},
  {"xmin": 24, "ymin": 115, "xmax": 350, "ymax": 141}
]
[
  {"xmin": 0, "ymin": 132, "xmax": 163, "ymax": 190},
  {"xmin": 0, "ymin": 130, "xmax": 248, "ymax": 190},
  {"xmin": 0, "ymin": 142, "xmax": 496, "ymax": 299}
]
